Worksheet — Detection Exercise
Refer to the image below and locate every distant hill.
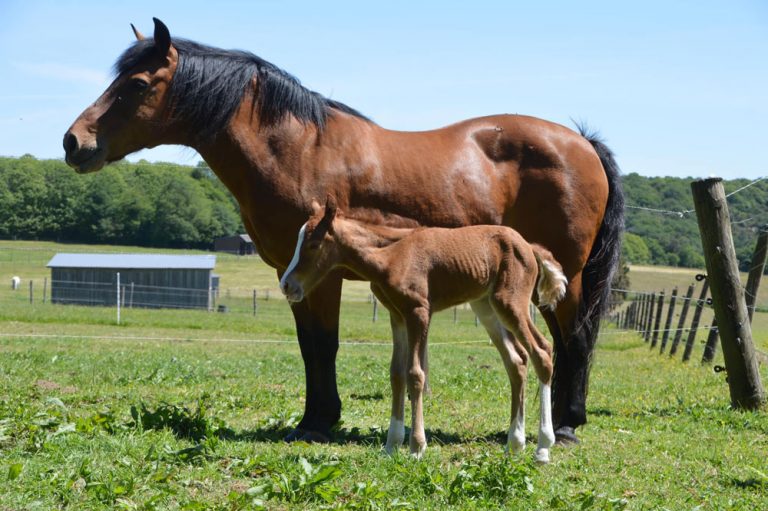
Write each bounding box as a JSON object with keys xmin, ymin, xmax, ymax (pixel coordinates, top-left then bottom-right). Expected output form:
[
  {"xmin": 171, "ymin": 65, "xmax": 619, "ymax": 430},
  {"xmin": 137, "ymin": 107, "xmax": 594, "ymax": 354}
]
[{"xmin": 622, "ymin": 173, "xmax": 767, "ymax": 271}]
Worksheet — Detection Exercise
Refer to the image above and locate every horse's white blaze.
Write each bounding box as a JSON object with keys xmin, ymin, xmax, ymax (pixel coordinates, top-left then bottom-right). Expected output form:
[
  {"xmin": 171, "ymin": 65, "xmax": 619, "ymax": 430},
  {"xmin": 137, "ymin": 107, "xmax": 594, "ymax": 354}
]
[
  {"xmin": 385, "ymin": 416, "xmax": 405, "ymax": 454},
  {"xmin": 280, "ymin": 223, "xmax": 307, "ymax": 292},
  {"xmin": 535, "ymin": 382, "xmax": 555, "ymax": 464}
]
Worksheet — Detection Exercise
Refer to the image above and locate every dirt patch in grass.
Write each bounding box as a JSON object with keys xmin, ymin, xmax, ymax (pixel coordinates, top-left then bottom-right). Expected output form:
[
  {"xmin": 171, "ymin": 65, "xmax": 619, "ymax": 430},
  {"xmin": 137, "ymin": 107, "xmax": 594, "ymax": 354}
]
[{"xmin": 34, "ymin": 379, "xmax": 77, "ymax": 394}]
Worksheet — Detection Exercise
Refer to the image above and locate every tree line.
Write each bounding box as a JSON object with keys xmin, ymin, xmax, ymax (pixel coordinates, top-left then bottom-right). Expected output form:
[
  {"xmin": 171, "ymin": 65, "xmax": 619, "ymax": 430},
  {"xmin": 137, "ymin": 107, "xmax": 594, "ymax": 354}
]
[
  {"xmin": 1, "ymin": 156, "xmax": 766, "ymax": 270},
  {"xmin": 0, "ymin": 155, "xmax": 242, "ymax": 249},
  {"xmin": 622, "ymin": 172, "xmax": 768, "ymax": 272}
]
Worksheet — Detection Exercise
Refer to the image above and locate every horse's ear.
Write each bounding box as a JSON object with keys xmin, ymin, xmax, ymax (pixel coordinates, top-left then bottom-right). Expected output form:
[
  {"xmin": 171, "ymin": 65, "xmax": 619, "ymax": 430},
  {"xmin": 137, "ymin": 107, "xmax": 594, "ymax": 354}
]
[
  {"xmin": 131, "ymin": 23, "xmax": 145, "ymax": 41},
  {"xmin": 310, "ymin": 200, "xmax": 323, "ymax": 216},
  {"xmin": 152, "ymin": 17, "xmax": 172, "ymax": 57}
]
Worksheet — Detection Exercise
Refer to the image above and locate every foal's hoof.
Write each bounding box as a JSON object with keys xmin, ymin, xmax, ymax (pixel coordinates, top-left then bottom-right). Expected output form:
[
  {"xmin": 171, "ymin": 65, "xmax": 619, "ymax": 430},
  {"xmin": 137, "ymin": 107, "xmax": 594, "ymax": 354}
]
[
  {"xmin": 554, "ymin": 426, "xmax": 580, "ymax": 446},
  {"xmin": 534, "ymin": 448, "xmax": 551, "ymax": 464},
  {"xmin": 283, "ymin": 428, "xmax": 331, "ymax": 444}
]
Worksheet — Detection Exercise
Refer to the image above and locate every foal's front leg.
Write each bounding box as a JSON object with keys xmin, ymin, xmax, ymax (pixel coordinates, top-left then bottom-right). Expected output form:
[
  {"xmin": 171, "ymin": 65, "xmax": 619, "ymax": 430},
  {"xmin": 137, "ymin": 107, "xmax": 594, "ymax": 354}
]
[
  {"xmin": 385, "ymin": 312, "xmax": 408, "ymax": 454},
  {"xmin": 405, "ymin": 306, "xmax": 430, "ymax": 458}
]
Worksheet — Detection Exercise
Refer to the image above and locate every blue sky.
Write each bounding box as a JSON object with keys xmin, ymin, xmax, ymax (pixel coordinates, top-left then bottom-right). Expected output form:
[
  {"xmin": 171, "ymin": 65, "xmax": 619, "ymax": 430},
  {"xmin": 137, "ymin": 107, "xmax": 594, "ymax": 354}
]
[{"xmin": 0, "ymin": 0, "xmax": 766, "ymax": 178}]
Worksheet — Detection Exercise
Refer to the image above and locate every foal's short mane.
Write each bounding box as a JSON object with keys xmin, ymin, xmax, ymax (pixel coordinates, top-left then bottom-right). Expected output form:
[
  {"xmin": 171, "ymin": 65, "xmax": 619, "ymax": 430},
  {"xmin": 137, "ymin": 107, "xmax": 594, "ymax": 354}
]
[
  {"xmin": 339, "ymin": 214, "xmax": 419, "ymax": 248},
  {"xmin": 114, "ymin": 38, "xmax": 370, "ymax": 142}
]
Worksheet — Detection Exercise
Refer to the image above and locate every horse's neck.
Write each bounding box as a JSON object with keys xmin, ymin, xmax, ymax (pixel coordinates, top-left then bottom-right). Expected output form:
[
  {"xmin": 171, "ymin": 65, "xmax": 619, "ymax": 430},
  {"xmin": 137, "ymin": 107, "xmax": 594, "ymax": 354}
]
[
  {"xmin": 334, "ymin": 220, "xmax": 411, "ymax": 280},
  {"xmin": 193, "ymin": 106, "xmax": 324, "ymax": 263}
]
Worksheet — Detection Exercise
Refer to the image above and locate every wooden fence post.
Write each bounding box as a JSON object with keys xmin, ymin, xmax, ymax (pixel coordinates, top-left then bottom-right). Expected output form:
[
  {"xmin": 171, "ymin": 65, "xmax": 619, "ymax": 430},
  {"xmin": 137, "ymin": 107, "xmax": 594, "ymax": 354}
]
[
  {"xmin": 691, "ymin": 177, "xmax": 764, "ymax": 409},
  {"xmin": 636, "ymin": 294, "xmax": 645, "ymax": 332},
  {"xmin": 29, "ymin": 280, "xmax": 33, "ymax": 304},
  {"xmin": 644, "ymin": 293, "xmax": 655, "ymax": 340},
  {"xmin": 669, "ymin": 284, "xmax": 695, "ymax": 357},
  {"xmin": 701, "ymin": 318, "xmax": 719, "ymax": 364},
  {"xmin": 650, "ymin": 291, "xmax": 665, "ymax": 348},
  {"xmin": 372, "ymin": 296, "xmax": 378, "ymax": 322},
  {"xmin": 253, "ymin": 289, "xmax": 258, "ymax": 316},
  {"xmin": 683, "ymin": 279, "xmax": 709, "ymax": 362},
  {"xmin": 744, "ymin": 226, "xmax": 768, "ymax": 323},
  {"xmin": 623, "ymin": 301, "xmax": 631, "ymax": 329},
  {"xmin": 659, "ymin": 287, "xmax": 678, "ymax": 354}
]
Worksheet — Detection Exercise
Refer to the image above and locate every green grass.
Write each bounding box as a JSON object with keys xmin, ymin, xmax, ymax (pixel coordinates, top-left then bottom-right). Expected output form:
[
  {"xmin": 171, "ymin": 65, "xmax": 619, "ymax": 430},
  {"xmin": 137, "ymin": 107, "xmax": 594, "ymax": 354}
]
[{"xmin": 1, "ymin": 242, "xmax": 767, "ymax": 509}]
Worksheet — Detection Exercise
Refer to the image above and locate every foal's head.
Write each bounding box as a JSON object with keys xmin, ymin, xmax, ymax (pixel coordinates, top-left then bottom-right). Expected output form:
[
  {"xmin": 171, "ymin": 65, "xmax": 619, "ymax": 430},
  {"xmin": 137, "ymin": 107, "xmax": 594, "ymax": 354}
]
[{"xmin": 280, "ymin": 199, "xmax": 342, "ymax": 303}]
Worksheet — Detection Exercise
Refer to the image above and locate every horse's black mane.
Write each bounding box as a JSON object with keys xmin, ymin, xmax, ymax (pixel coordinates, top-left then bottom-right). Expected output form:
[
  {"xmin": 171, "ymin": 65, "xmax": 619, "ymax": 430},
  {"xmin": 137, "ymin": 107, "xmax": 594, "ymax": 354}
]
[{"xmin": 114, "ymin": 38, "xmax": 370, "ymax": 142}]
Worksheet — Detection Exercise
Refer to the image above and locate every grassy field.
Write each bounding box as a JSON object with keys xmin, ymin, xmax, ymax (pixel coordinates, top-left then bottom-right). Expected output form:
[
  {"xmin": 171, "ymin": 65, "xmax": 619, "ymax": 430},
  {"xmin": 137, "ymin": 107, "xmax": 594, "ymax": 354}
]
[{"xmin": 1, "ymin": 242, "xmax": 767, "ymax": 509}]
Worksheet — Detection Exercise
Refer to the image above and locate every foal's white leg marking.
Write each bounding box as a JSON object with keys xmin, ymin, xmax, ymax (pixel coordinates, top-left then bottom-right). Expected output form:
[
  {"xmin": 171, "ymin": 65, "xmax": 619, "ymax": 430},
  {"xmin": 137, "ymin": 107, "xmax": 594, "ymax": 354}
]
[
  {"xmin": 498, "ymin": 325, "xmax": 526, "ymax": 455},
  {"xmin": 386, "ymin": 316, "xmax": 408, "ymax": 455},
  {"xmin": 535, "ymin": 382, "xmax": 555, "ymax": 464},
  {"xmin": 507, "ymin": 404, "xmax": 526, "ymax": 455},
  {"xmin": 279, "ymin": 223, "xmax": 307, "ymax": 290},
  {"xmin": 385, "ymin": 417, "xmax": 405, "ymax": 454}
]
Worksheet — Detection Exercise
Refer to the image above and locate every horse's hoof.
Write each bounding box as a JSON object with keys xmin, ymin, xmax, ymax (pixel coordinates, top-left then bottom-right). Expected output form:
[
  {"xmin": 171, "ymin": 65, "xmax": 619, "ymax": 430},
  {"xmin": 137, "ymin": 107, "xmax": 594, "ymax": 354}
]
[
  {"xmin": 283, "ymin": 428, "xmax": 306, "ymax": 442},
  {"xmin": 554, "ymin": 426, "xmax": 580, "ymax": 446},
  {"xmin": 298, "ymin": 430, "xmax": 332, "ymax": 443}
]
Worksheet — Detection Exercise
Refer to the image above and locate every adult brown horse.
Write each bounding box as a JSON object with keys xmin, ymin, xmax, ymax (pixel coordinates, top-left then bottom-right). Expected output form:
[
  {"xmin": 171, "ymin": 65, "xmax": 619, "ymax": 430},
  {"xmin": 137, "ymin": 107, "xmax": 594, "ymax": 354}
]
[{"xmin": 63, "ymin": 18, "xmax": 624, "ymax": 444}]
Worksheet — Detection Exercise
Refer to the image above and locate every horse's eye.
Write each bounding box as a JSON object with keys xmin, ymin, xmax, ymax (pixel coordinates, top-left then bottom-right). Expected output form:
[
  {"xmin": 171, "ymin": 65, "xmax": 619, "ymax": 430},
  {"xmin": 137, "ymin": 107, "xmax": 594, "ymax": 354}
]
[
  {"xmin": 306, "ymin": 241, "xmax": 321, "ymax": 251},
  {"xmin": 131, "ymin": 79, "xmax": 149, "ymax": 93}
]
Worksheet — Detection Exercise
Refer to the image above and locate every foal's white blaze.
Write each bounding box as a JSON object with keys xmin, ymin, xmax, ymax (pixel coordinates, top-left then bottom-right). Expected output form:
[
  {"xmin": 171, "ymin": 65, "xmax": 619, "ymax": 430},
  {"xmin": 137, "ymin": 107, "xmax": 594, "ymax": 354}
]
[
  {"xmin": 279, "ymin": 223, "xmax": 307, "ymax": 293},
  {"xmin": 535, "ymin": 383, "xmax": 555, "ymax": 464},
  {"xmin": 385, "ymin": 416, "xmax": 405, "ymax": 454}
]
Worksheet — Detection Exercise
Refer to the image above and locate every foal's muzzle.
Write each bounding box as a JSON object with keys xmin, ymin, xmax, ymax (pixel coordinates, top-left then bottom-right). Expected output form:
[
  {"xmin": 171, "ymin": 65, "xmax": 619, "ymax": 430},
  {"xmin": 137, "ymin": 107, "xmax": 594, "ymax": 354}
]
[{"xmin": 280, "ymin": 276, "xmax": 304, "ymax": 303}]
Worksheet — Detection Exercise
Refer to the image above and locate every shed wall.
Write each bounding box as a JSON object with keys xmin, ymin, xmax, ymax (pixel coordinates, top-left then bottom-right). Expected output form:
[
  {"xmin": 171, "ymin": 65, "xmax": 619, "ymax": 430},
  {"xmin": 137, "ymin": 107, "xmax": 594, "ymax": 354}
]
[{"xmin": 51, "ymin": 268, "xmax": 212, "ymax": 309}]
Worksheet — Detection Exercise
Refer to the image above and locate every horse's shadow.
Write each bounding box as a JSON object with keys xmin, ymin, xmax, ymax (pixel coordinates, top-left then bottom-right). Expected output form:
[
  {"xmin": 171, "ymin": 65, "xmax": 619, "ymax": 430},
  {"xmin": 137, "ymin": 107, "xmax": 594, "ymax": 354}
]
[{"xmin": 220, "ymin": 425, "xmax": 510, "ymax": 446}]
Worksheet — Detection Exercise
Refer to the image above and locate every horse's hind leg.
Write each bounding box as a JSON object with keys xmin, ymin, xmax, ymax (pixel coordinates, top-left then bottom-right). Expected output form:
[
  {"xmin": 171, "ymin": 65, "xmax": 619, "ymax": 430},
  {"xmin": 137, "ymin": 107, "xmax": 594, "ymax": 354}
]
[
  {"xmin": 490, "ymin": 297, "xmax": 555, "ymax": 463},
  {"xmin": 385, "ymin": 311, "xmax": 407, "ymax": 454},
  {"xmin": 470, "ymin": 299, "xmax": 527, "ymax": 455}
]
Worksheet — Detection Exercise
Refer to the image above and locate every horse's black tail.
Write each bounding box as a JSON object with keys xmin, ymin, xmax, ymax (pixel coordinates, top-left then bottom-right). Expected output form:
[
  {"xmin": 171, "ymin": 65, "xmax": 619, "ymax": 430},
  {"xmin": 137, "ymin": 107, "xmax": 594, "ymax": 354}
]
[
  {"xmin": 577, "ymin": 127, "xmax": 625, "ymax": 337},
  {"xmin": 552, "ymin": 125, "xmax": 624, "ymax": 435}
]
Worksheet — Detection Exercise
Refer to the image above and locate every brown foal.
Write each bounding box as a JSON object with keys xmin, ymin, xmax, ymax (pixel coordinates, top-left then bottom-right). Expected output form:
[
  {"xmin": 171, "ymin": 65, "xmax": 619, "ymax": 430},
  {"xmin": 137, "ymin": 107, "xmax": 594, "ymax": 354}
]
[{"xmin": 281, "ymin": 199, "xmax": 566, "ymax": 462}]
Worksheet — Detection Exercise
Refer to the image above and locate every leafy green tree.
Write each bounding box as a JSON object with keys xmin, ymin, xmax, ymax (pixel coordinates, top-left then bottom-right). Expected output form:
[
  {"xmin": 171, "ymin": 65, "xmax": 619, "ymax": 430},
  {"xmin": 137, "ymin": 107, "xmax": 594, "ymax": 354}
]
[{"xmin": 623, "ymin": 233, "xmax": 651, "ymax": 264}]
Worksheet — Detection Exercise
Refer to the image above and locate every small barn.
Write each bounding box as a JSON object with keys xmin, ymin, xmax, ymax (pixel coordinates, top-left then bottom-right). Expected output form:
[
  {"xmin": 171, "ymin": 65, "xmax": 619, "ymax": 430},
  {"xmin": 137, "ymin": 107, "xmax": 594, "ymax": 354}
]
[
  {"xmin": 214, "ymin": 234, "xmax": 256, "ymax": 255},
  {"xmin": 47, "ymin": 253, "xmax": 217, "ymax": 310}
]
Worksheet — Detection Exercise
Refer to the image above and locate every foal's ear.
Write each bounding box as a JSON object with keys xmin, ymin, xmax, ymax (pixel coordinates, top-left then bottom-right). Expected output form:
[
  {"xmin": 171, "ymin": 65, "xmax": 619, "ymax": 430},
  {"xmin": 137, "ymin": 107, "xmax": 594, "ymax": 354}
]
[
  {"xmin": 152, "ymin": 17, "xmax": 172, "ymax": 57},
  {"xmin": 324, "ymin": 195, "xmax": 338, "ymax": 221},
  {"xmin": 131, "ymin": 23, "xmax": 146, "ymax": 41}
]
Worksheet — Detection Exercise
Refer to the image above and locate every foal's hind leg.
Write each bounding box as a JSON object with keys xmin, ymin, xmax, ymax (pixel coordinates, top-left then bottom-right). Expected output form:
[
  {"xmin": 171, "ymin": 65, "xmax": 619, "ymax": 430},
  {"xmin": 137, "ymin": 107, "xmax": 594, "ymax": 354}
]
[
  {"xmin": 470, "ymin": 299, "xmax": 527, "ymax": 455},
  {"xmin": 385, "ymin": 312, "xmax": 408, "ymax": 454},
  {"xmin": 404, "ymin": 306, "xmax": 430, "ymax": 458},
  {"xmin": 491, "ymin": 297, "xmax": 555, "ymax": 463}
]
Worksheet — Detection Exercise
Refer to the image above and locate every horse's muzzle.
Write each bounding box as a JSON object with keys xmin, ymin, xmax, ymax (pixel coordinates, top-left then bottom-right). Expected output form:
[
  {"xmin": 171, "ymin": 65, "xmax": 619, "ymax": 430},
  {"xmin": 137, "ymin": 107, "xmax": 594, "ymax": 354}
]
[{"xmin": 63, "ymin": 131, "xmax": 106, "ymax": 173}]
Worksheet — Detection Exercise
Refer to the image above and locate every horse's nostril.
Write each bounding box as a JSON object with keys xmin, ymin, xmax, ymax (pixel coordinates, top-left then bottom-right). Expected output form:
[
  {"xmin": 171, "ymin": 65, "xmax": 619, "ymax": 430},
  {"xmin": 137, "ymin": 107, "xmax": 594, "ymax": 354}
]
[{"xmin": 63, "ymin": 132, "xmax": 79, "ymax": 154}]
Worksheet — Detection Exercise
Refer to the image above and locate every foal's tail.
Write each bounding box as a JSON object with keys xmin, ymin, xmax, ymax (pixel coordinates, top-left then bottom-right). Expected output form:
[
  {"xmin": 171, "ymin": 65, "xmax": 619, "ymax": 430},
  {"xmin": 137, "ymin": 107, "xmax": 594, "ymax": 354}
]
[{"xmin": 532, "ymin": 245, "xmax": 568, "ymax": 311}]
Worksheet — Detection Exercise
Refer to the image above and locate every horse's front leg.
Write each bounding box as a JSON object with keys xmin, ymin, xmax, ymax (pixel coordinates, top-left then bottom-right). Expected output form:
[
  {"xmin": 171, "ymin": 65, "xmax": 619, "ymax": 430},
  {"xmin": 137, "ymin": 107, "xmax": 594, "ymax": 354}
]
[
  {"xmin": 405, "ymin": 306, "xmax": 430, "ymax": 458},
  {"xmin": 544, "ymin": 275, "xmax": 589, "ymax": 445},
  {"xmin": 385, "ymin": 310, "xmax": 408, "ymax": 454},
  {"xmin": 284, "ymin": 271, "xmax": 344, "ymax": 442}
]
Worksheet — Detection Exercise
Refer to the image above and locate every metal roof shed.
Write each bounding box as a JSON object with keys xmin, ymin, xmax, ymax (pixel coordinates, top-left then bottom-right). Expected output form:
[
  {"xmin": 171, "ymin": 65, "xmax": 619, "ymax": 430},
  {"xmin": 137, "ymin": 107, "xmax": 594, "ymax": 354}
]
[{"xmin": 47, "ymin": 253, "xmax": 217, "ymax": 310}]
